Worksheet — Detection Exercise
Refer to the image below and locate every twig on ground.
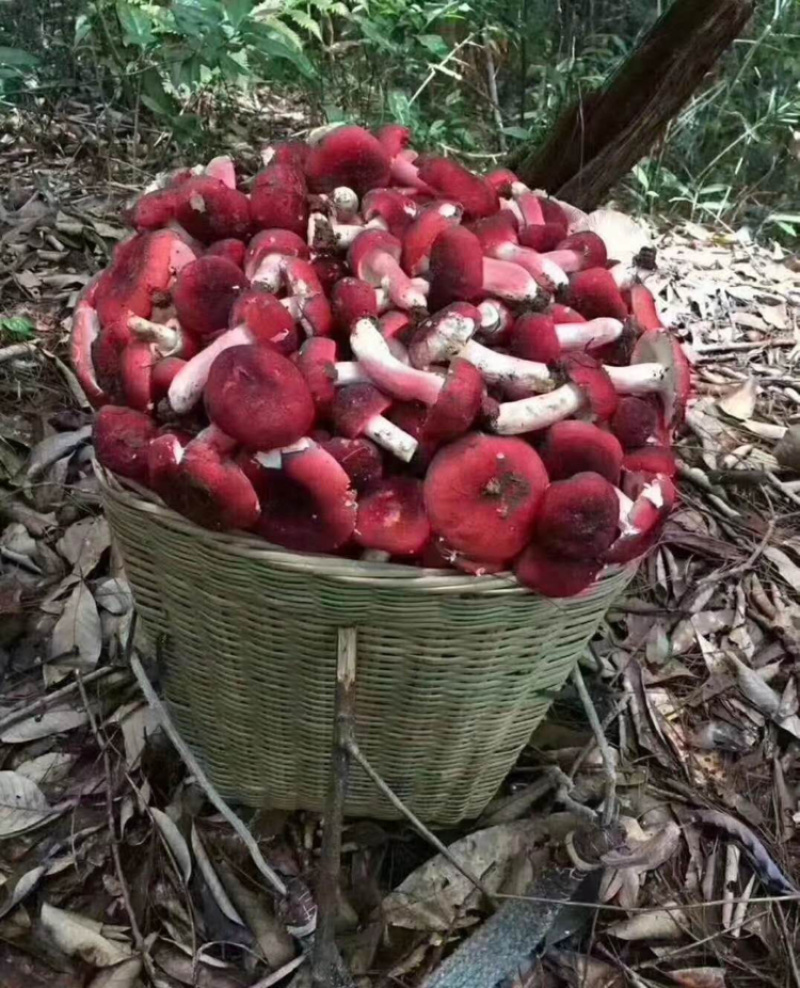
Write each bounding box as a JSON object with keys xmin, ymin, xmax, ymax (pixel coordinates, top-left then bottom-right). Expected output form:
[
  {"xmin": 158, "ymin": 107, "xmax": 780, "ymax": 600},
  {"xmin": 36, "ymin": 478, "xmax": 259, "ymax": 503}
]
[
  {"xmin": 311, "ymin": 628, "xmax": 357, "ymax": 988},
  {"xmin": 130, "ymin": 648, "xmax": 287, "ymax": 897},
  {"xmin": 696, "ymin": 519, "xmax": 774, "ymax": 586},
  {"xmin": 730, "ymin": 872, "xmax": 755, "ymax": 938},
  {"xmin": 777, "ymin": 903, "xmax": 800, "ymax": 988},
  {"xmin": 721, "ymin": 842, "xmax": 741, "ymax": 928},
  {"xmin": 251, "ymin": 955, "xmax": 306, "ymax": 988},
  {"xmin": 766, "ymin": 470, "xmax": 800, "ymax": 507},
  {"xmin": 548, "ymin": 766, "xmax": 598, "ymax": 823},
  {"xmin": 75, "ymin": 670, "xmax": 154, "ymax": 980},
  {"xmin": 571, "ymin": 665, "xmax": 617, "ymax": 827},
  {"xmin": 0, "ymin": 665, "xmax": 119, "ymax": 734},
  {"xmin": 345, "ymin": 739, "xmax": 494, "ymax": 901},
  {"xmin": 0, "ymin": 342, "xmax": 39, "ymax": 364},
  {"xmin": 482, "ymin": 30, "xmax": 506, "ymax": 152}
]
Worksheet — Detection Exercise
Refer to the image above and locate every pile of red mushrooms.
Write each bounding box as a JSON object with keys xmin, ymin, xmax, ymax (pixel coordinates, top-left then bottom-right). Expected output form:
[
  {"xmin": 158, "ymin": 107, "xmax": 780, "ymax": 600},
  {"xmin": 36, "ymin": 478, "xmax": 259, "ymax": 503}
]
[{"xmin": 71, "ymin": 124, "xmax": 690, "ymax": 597}]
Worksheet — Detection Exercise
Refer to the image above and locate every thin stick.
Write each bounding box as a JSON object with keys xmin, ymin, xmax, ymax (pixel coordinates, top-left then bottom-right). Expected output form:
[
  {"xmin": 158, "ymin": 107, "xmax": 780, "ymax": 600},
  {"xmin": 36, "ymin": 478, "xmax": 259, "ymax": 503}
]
[
  {"xmin": 482, "ymin": 30, "xmax": 506, "ymax": 152},
  {"xmin": 730, "ymin": 872, "xmax": 755, "ymax": 938},
  {"xmin": 571, "ymin": 665, "xmax": 617, "ymax": 827},
  {"xmin": 695, "ymin": 338, "xmax": 796, "ymax": 353},
  {"xmin": 409, "ymin": 34, "xmax": 475, "ymax": 105},
  {"xmin": 345, "ymin": 739, "xmax": 494, "ymax": 901},
  {"xmin": 312, "ymin": 629, "xmax": 357, "ymax": 988},
  {"xmin": 776, "ymin": 903, "xmax": 800, "ymax": 988},
  {"xmin": 0, "ymin": 342, "xmax": 38, "ymax": 364},
  {"xmin": 0, "ymin": 666, "xmax": 118, "ymax": 734},
  {"xmin": 75, "ymin": 671, "xmax": 154, "ymax": 979},
  {"xmin": 695, "ymin": 519, "xmax": 774, "ymax": 586},
  {"xmin": 129, "ymin": 650, "xmax": 287, "ymax": 897},
  {"xmin": 766, "ymin": 470, "xmax": 800, "ymax": 507},
  {"xmin": 721, "ymin": 842, "xmax": 740, "ymax": 927}
]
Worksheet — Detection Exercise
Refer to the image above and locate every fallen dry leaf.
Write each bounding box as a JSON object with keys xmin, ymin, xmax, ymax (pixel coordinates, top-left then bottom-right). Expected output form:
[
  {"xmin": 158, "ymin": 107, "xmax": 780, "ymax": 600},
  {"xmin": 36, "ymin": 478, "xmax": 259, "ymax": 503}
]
[
  {"xmin": 0, "ymin": 771, "xmax": 57, "ymax": 837},
  {"xmin": 606, "ymin": 903, "xmax": 687, "ymax": 941},
  {"xmin": 151, "ymin": 807, "xmax": 192, "ymax": 884},
  {"xmin": 667, "ymin": 967, "xmax": 726, "ymax": 988},
  {"xmin": 716, "ymin": 379, "xmax": 756, "ymax": 420},
  {"xmin": 40, "ymin": 903, "xmax": 132, "ymax": 967}
]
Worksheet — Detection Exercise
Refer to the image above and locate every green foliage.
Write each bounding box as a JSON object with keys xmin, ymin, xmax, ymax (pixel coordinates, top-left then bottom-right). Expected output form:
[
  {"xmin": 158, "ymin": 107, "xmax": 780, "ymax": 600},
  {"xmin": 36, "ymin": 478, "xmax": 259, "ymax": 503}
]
[
  {"xmin": 0, "ymin": 317, "xmax": 36, "ymax": 343},
  {"xmin": 1, "ymin": 0, "xmax": 798, "ymax": 237}
]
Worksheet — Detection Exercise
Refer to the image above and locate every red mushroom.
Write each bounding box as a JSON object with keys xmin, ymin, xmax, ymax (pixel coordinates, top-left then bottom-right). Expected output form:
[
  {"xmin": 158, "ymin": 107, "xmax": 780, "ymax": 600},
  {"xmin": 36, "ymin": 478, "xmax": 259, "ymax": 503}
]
[
  {"xmin": 533, "ymin": 472, "xmax": 619, "ymax": 560},
  {"xmin": 331, "ymin": 384, "xmax": 418, "ymax": 462},
  {"xmin": 312, "ymin": 256, "xmax": 349, "ymax": 295},
  {"xmin": 362, "ymin": 188, "xmax": 418, "ymax": 238},
  {"xmin": 509, "ymin": 312, "xmax": 624, "ymax": 363},
  {"xmin": 205, "ymin": 238, "xmax": 247, "ymax": 268},
  {"xmin": 567, "ymin": 267, "xmax": 629, "ymax": 321},
  {"xmin": 331, "ymin": 277, "xmax": 380, "ymax": 336},
  {"xmin": 304, "ymin": 126, "xmax": 391, "ymax": 195},
  {"xmin": 251, "ymin": 165, "xmax": 308, "ymax": 237},
  {"xmin": 243, "ymin": 229, "xmax": 308, "ymax": 281},
  {"xmin": 488, "ymin": 352, "xmax": 617, "ymax": 434},
  {"xmin": 622, "ymin": 445, "xmax": 677, "ymax": 480},
  {"xmin": 605, "ymin": 475, "xmax": 675, "ymax": 563},
  {"xmin": 120, "ymin": 341, "xmax": 157, "ymax": 412},
  {"xmin": 173, "ymin": 176, "xmax": 252, "ymax": 243},
  {"xmin": 245, "ymin": 439, "xmax": 356, "ymax": 552},
  {"xmin": 415, "ymin": 156, "xmax": 499, "ymax": 220},
  {"xmin": 484, "ymin": 168, "xmax": 520, "ymax": 197},
  {"xmin": 205, "ymin": 344, "xmax": 316, "ymax": 450},
  {"xmin": 401, "ymin": 201, "xmax": 463, "ymax": 276},
  {"xmin": 541, "ymin": 231, "xmax": 607, "ymax": 273},
  {"xmin": 350, "ymin": 318, "xmax": 483, "ymax": 441},
  {"xmin": 375, "ymin": 126, "xmax": 435, "ymax": 193},
  {"xmin": 296, "ymin": 337, "xmax": 340, "ymax": 414},
  {"xmin": 424, "ymin": 432, "xmax": 549, "ymax": 563},
  {"xmin": 127, "ymin": 316, "xmax": 199, "ymax": 359},
  {"xmin": 354, "ymin": 477, "xmax": 430, "ymax": 557},
  {"xmin": 627, "ymin": 283, "xmax": 665, "ymax": 331},
  {"xmin": 429, "ymin": 226, "xmax": 542, "ymax": 307},
  {"xmin": 601, "ymin": 330, "xmax": 690, "ymax": 430},
  {"xmin": 610, "ymin": 396, "xmax": 659, "ymax": 449},
  {"xmin": 94, "ymin": 405, "xmax": 157, "ymax": 485},
  {"xmin": 204, "ymin": 155, "xmax": 236, "ymax": 189},
  {"xmin": 470, "ymin": 212, "xmax": 568, "ymax": 292},
  {"xmin": 515, "ymin": 544, "xmax": 600, "ymax": 597},
  {"xmin": 349, "ymin": 230, "xmax": 428, "ymax": 312},
  {"xmin": 539, "ymin": 420, "xmax": 624, "ymax": 484},
  {"xmin": 408, "ymin": 302, "xmax": 482, "ymax": 368},
  {"xmin": 261, "ymin": 139, "xmax": 310, "ymax": 169},
  {"xmin": 70, "ymin": 298, "xmax": 107, "ymax": 407},
  {"xmin": 167, "ymin": 292, "xmax": 297, "ymax": 414},
  {"xmin": 172, "ymin": 255, "xmax": 245, "ymax": 340},
  {"xmin": 458, "ymin": 338, "xmax": 553, "ymax": 396},
  {"xmin": 149, "ymin": 426, "xmax": 261, "ymax": 532},
  {"xmin": 320, "ymin": 437, "xmax": 383, "ymax": 492}
]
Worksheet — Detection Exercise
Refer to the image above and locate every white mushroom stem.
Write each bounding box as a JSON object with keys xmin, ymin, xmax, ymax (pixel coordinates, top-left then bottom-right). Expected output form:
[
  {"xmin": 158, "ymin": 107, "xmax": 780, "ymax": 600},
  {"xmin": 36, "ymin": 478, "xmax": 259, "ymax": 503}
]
[
  {"xmin": 481, "ymin": 258, "xmax": 542, "ymax": 303},
  {"xmin": 250, "ymin": 252, "xmax": 284, "ymax": 292},
  {"xmin": 556, "ymin": 318, "xmax": 623, "ymax": 351},
  {"xmin": 350, "ymin": 319, "xmax": 443, "ymax": 405},
  {"xmin": 614, "ymin": 488, "xmax": 636, "ymax": 536},
  {"xmin": 307, "ymin": 212, "xmax": 386, "ymax": 250},
  {"xmin": 332, "ymin": 186, "xmax": 359, "ymax": 217},
  {"xmin": 609, "ymin": 262, "xmax": 638, "ymax": 290},
  {"xmin": 487, "ymin": 242, "xmax": 568, "ymax": 292},
  {"xmin": 255, "ymin": 437, "xmax": 313, "ymax": 469},
  {"xmin": 409, "ymin": 311, "xmax": 478, "ymax": 368},
  {"xmin": 458, "ymin": 340, "xmax": 552, "ymax": 394},
  {"xmin": 491, "ymin": 384, "xmax": 584, "ymax": 434},
  {"xmin": 605, "ymin": 363, "xmax": 666, "ymax": 394},
  {"xmin": 334, "ymin": 361, "xmax": 370, "ymax": 385},
  {"xmin": 364, "ymin": 415, "xmax": 418, "ymax": 462},
  {"xmin": 168, "ymin": 324, "xmax": 252, "ymax": 413},
  {"xmin": 128, "ymin": 316, "xmax": 184, "ymax": 357}
]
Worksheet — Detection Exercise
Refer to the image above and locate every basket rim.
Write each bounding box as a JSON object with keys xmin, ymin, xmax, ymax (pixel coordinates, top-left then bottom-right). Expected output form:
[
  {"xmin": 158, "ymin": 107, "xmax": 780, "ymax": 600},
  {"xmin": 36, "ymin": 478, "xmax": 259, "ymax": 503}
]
[{"xmin": 97, "ymin": 462, "xmax": 634, "ymax": 596}]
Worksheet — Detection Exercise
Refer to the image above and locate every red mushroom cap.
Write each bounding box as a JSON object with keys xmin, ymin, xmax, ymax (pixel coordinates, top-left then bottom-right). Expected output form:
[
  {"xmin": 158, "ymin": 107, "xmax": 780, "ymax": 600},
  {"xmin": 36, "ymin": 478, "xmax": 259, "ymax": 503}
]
[
  {"xmin": 555, "ymin": 231, "xmax": 607, "ymax": 269},
  {"xmin": 534, "ymin": 472, "xmax": 619, "ymax": 561},
  {"xmin": 172, "ymin": 256, "xmax": 245, "ymax": 339},
  {"xmin": 550, "ymin": 303, "xmax": 586, "ymax": 324},
  {"xmin": 94, "ymin": 405, "xmax": 157, "ymax": 485},
  {"xmin": 147, "ymin": 431, "xmax": 184, "ymax": 493},
  {"xmin": 415, "ymin": 156, "xmax": 499, "ymax": 220},
  {"xmin": 120, "ymin": 341, "xmax": 156, "ymax": 412},
  {"xmin": 252, "ymin": 162, "xmax": 307, "ymax": 192},
  {"xmin": 375, "ymin": 124, "xmax": 412, "ymax": 157},
  {"xmin": 331, "ymin": 383, "xmax": 391, "ymax": 439},
  {"xmin": 263, "ymin": 140, "xmax": 310, "ymax": 169},
  {"xmin": 246, "ymin": 442, "xmax": 356, "ymax": 552},
  {"xmin": 622, "ymin": 445, "xmax": 677, "ymax": 481},
  {"xmin": 162, "ymin": 436, "xmax": 261, "ymax": 532},
  {"xmin": 515, "ymin": 542, "xmax": 600, "ymax": 597},
  {"xmin": 468, "ymin": 210, "xmax": 520, "ymax": 253},
  {"xmin": 563, "ymin": 352, "xmax": 618, "ymax": 421},
  {"xmin": 401, "ymin": 201, "xmax": 463, "ymax": 277},
  {"xmin": 361, "ymin": 188, "xmax": 418, "ymax": 238},
  {"xmin": 205, "ymin": 238, "xmax": 247, "ymax": 269},
  {"xmin": 205, "ymin": 344, "xmax": 315, "ymax": 450},
  {"xmin": 567, "ymin": 267, "xmax": 629, "ymax": 321},
  {"xmin": 539, "ymin": 420, "xmax": 624, "ymax": 484},
  {"xmin": 331, "ymin": 277, "xmax": 379, "ymax": 335},
  {"xmin": 628, "ymin": 283, "xmax": 665, "ymax": 331},
  {"xmin": 536, "ymin": 197, "xmax": 569, "ymax": 233},
  {"xmin": 174, "ymin": 176, "xmax": 252, "ymax": 243},
  {"xmin": 128, "ymin": 186, "xmax": 178, "ymax": 231},
  {"xmin": 631, "ymin": 329, "xmax": 691, "ymax": 429},
  {"xmin": 355, "ymin": 477, "xmax": 430, "ymax": 556},
  {"xmin": 509, "ymin": 313, "xmax": 561, "ymax": 364},
  {"xmin": 305, "ymin": 126, "xmax": 391, "ymax": 195},
  {"xmin": 517, "ymin": 223, "xmax": 566, "ymax": 252},
  {"xmin": 296, "ymin": 337, "xmax": 338, "ymax": 414},
  {"xmin": 605, "ymin": 475, "xmax": 676, "ymax": 564},
  {"xmin": 428, "ymin": 226, "xmax": 483, "ymax": 309},
  {"xmin": 151, "ymin": 356, "xmax": 186, "ymax": 403},
  {"xmin": 610, "ymin": 395, "xmax": 659, "ymax": 449},
  {"xmin": 484, "ymin": 168, "xmax": 520, "ymax": 197},
  {"xmin": 423, "ymin": 359, "xmax": 484, "ymax": 444},
  {"xmin": 424, "ymin": 432, "xmax": 549, "ymax": 563},
  {"xmin": 312, "ymin": 257, "xmax": 349, "ymax": 295},
  {"xmin": 244, "ymin": 229, "xmax": 309, "ymax": 280},
  {"xmin": 229, "ymin": 289, "xmax": 300, "ymax": 355},
  {"xmin": 250, "ymin": 172, "xmax": 308, "ymax": 237},
  {"xmin": 70, "ymin": 300, "xmax": 107, "ymax": 408},
  {"xmin": 320, "ymin": 437, "xmax": 383, "ymax": 492}
]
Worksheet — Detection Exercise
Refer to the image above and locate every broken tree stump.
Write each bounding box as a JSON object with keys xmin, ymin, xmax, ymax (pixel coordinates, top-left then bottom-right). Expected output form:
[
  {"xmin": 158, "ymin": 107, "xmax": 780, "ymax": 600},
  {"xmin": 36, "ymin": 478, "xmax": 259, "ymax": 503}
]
[{"xmin": 509, "ymin": 0, "xmax": 755, "ymax": 210}]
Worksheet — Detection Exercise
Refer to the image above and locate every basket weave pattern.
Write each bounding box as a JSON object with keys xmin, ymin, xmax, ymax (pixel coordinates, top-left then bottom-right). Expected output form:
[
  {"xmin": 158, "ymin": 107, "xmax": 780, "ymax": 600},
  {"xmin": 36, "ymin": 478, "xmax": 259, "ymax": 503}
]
[{"xmin": 101, "ymin": 471, "xmax": 634, "ymax": 823}]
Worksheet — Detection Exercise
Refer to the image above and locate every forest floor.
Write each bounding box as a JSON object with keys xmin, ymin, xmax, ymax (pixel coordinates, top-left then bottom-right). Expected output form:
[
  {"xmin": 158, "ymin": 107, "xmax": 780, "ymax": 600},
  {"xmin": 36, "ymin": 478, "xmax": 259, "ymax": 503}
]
[{"xmin": 0, "ymin": 98, "xmax": 800, "ymax": 988}]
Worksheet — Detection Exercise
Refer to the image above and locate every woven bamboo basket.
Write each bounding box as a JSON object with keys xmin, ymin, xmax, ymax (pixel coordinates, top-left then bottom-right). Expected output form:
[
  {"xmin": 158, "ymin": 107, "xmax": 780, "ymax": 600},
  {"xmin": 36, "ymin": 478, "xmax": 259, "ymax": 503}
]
[{"xmin": 99, "ymin": 467, "xmax": 635, "ymax": 824}]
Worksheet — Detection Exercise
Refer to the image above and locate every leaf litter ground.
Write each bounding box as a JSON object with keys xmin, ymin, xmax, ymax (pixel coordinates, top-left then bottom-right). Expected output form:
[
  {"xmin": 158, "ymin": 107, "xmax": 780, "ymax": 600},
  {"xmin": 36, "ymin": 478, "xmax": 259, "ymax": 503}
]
[{"xmin": 0, "ymin": 106, "xmax": 799, "ymax": 988}]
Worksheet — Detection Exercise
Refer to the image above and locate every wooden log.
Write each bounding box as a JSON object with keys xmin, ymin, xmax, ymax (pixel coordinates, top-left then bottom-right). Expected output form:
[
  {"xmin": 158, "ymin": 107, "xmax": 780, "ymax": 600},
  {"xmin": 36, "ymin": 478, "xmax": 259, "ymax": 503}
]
[{"xmin": 510, "ymin": 0, "xmax": 754, "ymax": 209}]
